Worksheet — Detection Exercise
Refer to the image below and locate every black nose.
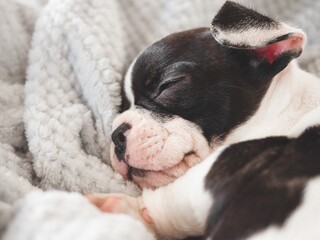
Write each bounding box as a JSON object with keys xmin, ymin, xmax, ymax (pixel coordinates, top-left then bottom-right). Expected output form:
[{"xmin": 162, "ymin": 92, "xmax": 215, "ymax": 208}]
[{"xmin": 111, "ymin": 123, "xmax": 132, "ymax": 159}]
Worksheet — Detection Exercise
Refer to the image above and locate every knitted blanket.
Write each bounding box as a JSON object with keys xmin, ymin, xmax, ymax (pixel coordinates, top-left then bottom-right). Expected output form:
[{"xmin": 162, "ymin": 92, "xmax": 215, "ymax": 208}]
[{"xmin": 1, "ymin": 0, "xmax": 320, "ymax": 239}]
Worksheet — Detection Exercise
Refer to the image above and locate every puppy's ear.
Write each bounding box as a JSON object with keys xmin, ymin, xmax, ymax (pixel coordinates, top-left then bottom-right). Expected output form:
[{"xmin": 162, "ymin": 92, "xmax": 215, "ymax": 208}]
[{"xmin": 211, "ymin": 1, "xmax": 306, "ymax": 80}]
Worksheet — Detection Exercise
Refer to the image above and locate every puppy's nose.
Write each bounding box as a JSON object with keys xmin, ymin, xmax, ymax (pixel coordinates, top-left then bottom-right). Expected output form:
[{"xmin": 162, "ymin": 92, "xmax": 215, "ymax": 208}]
[{"xmin": 111, "ymin": 123, "xmax": 132, "ymax": 156}]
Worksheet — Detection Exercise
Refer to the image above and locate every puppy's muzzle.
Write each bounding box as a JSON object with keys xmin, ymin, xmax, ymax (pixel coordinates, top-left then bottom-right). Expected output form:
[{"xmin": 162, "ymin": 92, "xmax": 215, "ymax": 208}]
[
  {"xmin": 111, "ymin": 123, "xmax": 131, "ymax": 160},
  {"xmin": 110, "ymin": 109, "xmax": 212, "ymax": 189}
]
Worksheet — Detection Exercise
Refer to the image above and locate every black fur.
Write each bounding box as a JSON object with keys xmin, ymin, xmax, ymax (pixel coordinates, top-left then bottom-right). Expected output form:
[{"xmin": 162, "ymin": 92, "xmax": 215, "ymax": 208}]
[
  {"xmin": 212, "ymin": 1, "xmax": 278, "ymax": 32},
  {"xmin": 204, "ymin": 126, "xmax": 320, "ymax": 240}
]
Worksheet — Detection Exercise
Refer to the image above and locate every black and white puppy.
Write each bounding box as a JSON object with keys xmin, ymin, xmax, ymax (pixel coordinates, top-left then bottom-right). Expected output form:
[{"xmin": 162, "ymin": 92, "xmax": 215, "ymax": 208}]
[{"xmin": 87, "ymin": 2, "xmax": 320, "ymax": 239}]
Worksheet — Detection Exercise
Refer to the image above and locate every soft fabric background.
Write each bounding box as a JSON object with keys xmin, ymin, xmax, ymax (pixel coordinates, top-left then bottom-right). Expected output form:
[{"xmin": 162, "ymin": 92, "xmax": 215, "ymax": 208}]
[{"xmin": 0, "ymin": 0, "xmax": 319, "ymax": 239}]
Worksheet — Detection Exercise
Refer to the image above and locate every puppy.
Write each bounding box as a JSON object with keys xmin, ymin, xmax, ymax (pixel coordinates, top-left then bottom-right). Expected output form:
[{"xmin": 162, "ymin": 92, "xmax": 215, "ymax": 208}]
[{"xmin": 87, "ymin": 2, "xmax": 320, "ymax": 239}]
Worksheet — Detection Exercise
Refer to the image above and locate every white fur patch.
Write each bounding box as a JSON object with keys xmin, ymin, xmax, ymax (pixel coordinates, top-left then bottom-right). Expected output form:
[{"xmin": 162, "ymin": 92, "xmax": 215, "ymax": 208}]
[
  {"xmin": 141, "ymin": 146, "xmax": 227, "ymax": 239},
  {"xmin": 124, "ymin": 58, "xmax": 137, "ymax": 107},
  {"xmin": 212, "ymin": 23, "xmax": 306, "ymax": 49},
  {"xmin": 288, "ymin": 106, "xmax": 320, "ymax": 138}
]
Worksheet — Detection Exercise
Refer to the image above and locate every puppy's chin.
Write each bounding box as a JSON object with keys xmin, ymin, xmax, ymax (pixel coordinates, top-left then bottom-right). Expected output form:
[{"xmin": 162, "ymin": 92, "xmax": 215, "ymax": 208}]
[{"xmin": 111, "ymin": 143, "xmax": 206, "ymax": 189}]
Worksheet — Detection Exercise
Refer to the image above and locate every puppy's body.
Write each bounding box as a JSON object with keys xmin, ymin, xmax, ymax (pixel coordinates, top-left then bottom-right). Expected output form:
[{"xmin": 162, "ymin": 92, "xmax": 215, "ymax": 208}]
[
  {"xmin": 134, "ymin": 60, "xmax": 320, "ymax": 239},
  {"xmin": 141, "ymin": 126, "xmax": 320, "ymax": 240},
  {"xmin": 87, "ymin": 2, "xmax": 320, "ymax": 239}
]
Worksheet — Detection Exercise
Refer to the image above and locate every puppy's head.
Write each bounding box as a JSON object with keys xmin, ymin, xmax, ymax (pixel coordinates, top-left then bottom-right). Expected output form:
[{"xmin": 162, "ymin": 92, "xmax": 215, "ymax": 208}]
[{"xmin": 111, "ymin": 1, "xmax": 306, "ymax": 189}]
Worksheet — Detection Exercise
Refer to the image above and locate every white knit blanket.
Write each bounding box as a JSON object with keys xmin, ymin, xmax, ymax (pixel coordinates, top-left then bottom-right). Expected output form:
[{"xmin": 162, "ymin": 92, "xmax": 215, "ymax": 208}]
[{"xmin": 1, "ymin": 0, "xmax": 320, "ymax": 239}]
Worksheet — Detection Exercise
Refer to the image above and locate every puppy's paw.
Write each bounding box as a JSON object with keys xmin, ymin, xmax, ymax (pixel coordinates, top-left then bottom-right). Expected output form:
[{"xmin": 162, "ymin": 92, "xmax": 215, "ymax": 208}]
[{"xmin": 85, "ymin": 193, "xmax": 154, "ymax": 229}]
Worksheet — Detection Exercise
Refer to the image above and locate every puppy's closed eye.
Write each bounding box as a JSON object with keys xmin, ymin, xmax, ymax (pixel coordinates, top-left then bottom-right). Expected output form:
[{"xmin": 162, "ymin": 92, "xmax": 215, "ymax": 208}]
[
  {"xmin": 158, "ymin": 76, "xmax": 185, "ymax": 95},
  {"xmin": 156, "ymin": 61, "xmax": 196, "ymax": 97},
  {"xmin": 155, "ymin": 75, "xmax": 194, "ymax": 111}
]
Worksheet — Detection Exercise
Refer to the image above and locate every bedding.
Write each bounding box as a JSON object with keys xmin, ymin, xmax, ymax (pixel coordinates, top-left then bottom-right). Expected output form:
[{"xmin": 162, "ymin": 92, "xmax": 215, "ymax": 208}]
[{"xmin": 1, "ymin": 0, "xmax": 320, "ymax": 239}]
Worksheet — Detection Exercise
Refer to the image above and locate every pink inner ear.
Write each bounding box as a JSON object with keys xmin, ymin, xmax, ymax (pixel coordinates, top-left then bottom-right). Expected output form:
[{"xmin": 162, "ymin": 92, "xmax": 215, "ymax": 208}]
[{"xmin": 255, "ymin": 36, "xmax": 304, "ymax": 64}]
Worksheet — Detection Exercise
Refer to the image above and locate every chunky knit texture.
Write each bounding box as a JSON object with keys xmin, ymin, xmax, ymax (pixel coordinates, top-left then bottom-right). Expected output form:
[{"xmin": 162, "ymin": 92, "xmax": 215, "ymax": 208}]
[{"xmin": 1, "ymin": 0, "xmax": 320, "ymax": 239}]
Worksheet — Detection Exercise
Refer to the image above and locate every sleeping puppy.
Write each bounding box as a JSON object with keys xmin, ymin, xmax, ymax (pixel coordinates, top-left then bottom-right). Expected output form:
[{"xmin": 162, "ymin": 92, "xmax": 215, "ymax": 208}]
[
  {"xmin": 108, "ymin": 1, "xmax": 319, "ymax": 190},
  {"xmin": 86, "ymin": 1, "xmax": 320, "ymax": 239}
]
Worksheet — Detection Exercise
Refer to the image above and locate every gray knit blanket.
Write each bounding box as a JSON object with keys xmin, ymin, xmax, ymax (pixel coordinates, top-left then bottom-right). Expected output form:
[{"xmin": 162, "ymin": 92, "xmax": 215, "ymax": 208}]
[{"xmin": 1, "ymin": 0, "xmax": 320, "ymax": 239}]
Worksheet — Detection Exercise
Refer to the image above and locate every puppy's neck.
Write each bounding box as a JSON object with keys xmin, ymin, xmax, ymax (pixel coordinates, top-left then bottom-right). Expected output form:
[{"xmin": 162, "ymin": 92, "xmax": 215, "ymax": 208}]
[{"xmin": 224, "ymin": 60, "xmax": 320, "ymax": 144}]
